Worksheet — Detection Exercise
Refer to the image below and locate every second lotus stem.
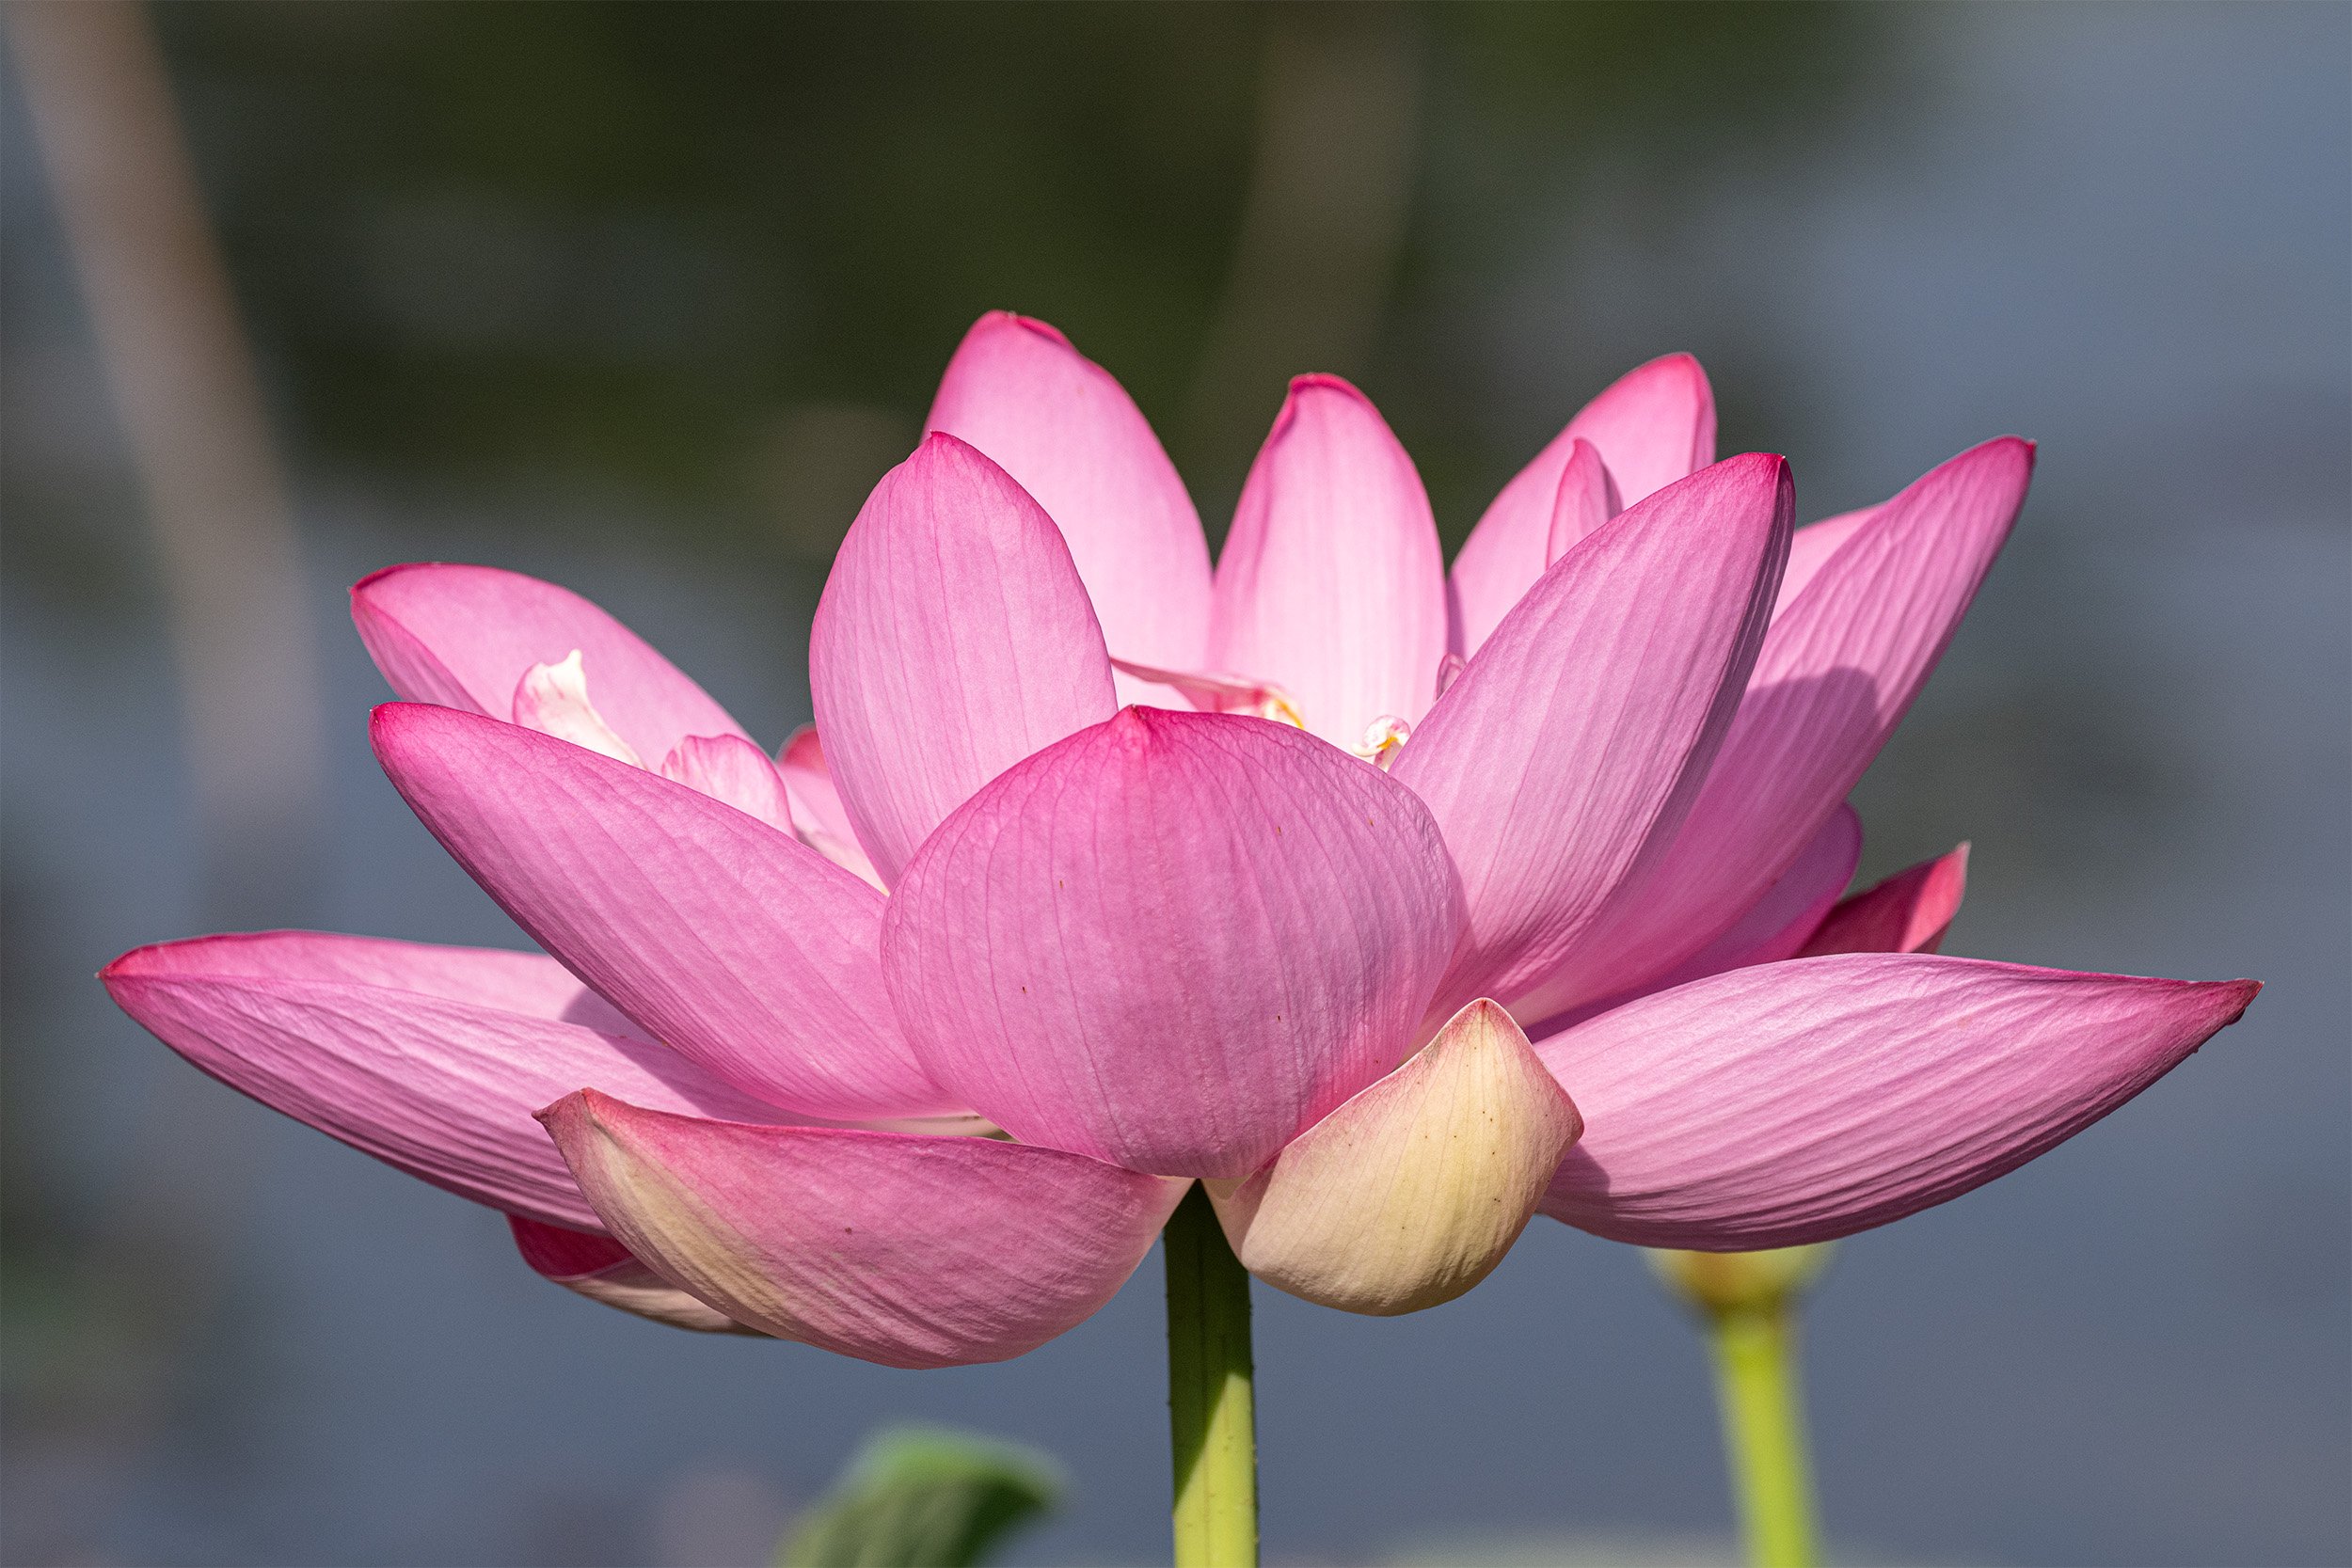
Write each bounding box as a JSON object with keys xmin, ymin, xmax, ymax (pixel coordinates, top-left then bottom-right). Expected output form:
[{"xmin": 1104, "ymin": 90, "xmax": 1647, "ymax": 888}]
[
  {"xmin": 1165, "ymin": 1183, "xmax": 1259, "ymax": 1568},
  {"xmin": 1709, "ymin": 1293, "xmax": 1820, "ymax": 1568}
]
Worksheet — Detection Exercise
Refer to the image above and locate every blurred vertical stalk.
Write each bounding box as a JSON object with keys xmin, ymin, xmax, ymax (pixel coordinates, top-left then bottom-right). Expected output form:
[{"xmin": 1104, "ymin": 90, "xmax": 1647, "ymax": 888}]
[
  {"xmin": 8, "ymin": 0, "xmax": 323, "ymax": 926},
  {"xmin": 1651, "ymin": 1246, "xmax": 1833, "ymax": 1568},
  {"xmin": 1165, "ymin": 1185, "xmax": 1258, "ymax": 1568}
]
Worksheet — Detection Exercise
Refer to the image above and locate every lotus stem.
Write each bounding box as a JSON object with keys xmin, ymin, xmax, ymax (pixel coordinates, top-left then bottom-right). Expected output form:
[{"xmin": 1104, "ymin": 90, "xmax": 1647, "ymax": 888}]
[
  {"xmin": 1165, "ymin": 1184, "xmax": 1258, "ymax": 1568},
  {"xmin": 1708, "ymin": 1294, "xmax": 1820, "ymax": 1568}
]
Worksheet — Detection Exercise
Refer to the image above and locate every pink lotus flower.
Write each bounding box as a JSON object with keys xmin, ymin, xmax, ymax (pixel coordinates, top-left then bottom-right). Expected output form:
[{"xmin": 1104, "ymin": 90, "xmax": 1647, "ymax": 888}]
[{"xmin": 103, "ymin": 313, "xmax": 2257, "ymax": 1369}]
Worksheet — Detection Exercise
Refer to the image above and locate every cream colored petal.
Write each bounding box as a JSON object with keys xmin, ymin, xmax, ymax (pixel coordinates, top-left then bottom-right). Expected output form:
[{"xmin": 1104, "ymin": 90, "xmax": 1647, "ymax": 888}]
[
  {"xmin": 1210, "ymin": 999, "xmax": 1581, "ymax": 1315},
  {"xmin": 549, "ymin": 1258, "xmax": 767, "ymax": 1335}
]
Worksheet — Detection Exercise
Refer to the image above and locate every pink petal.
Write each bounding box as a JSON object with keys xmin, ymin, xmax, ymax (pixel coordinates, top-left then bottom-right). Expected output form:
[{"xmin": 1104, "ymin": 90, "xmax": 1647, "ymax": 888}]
[
  {"xmin": 659, "ymin": 734, "xmax": 793, "ymax": 833},
  {"xmin": 1393, "ymin": 454, "xmax": 1793, "ymax": 1022},
  {"xmin": 1516, "ymin": 436, "xmax": 2034, "ymax": 1021},
  {"xmin": 775, "ymin": 725, "xmax": 884, "ymax": 888},
  {"xmin": 1207, "ymin": 375, "xmax": 1447, "ymax": 749},
  {"xmin": 882, "ymin": 706, "xmax": 1465, "ymax": 1179},
  {"xmin": 1635, "ymin": 803, "xmax": 1864, "ymax": 989},
  {"xmin": 1774, "ymin": 505, "xmax": 1877, "ymax": 621},
  {"xmin": 1798, "ymin": 842, "xmax": 1970, "ymax": 957},
  {"xmin": 350, "ymin": 563, "xmax": 750, "ymax": 764},
  {"xmin": 1544, "ymin": 438, "xmax": 1623, "ymax": 568},
  {"xmin": 925, "ymin": 312, "xmax": 1213, "ymax": 701},
  {"xmin": 540, "ymin": 1090, "xmax": 1185, "ymax": 1369},
  {"xmin": 1448, "ymin": 354, "xmax": 1716, "ymax": 658},
  {"xmin": 810, "ymin": 433, "xmax": 1119, "ymax": 886},
  {"xmin": 371, "ymin": 703, "xmax": 958, "ymax": 1121},
  {"xmin": 101, "ymin": 931, "xmax": 787, "ymax": 1231},
  {"xmin": 1537, "ymin": 955, "xmax": 2259, "ymax": 1249},
  {"xmin": 509, "ymin": 1214, "xmax": 758, "ymax": 1334}
]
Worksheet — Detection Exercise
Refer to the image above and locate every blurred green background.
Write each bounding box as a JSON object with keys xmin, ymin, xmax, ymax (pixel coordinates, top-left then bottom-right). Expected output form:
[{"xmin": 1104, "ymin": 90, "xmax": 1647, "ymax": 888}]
[{"xmin": 4, "ymin": 4, "xmax": 2345, "ymax": 1564}]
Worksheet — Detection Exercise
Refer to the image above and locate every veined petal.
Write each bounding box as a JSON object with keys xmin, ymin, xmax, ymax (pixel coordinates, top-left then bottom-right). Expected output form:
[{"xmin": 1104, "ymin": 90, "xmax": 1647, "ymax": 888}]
[
  {"xmin": 775, "ymin": 726, "xmax": 884, "ymax": 888},
  {"xmin": 1211, "ymin": 1000, "xmax": 1581, "ymax": 1316},
  {"xmin": 1798, "ymin": 842, "xmax": 1970, "ymax": 957},
  {"xmin": 1449, "ymin": 354, "xmax": 1716, "ymax": 658},
  {"xmin": 882, "ymin": 707, "xmax": 1465, "ymax": 1179},
  {"xmin": 372, "ymin": 704, "xmax": 957, "ymax": 1121},
  {"xmin": 926, "ymin": 312, "xmax": 1213, "ymax": 700},
  {"xmin": 101, "ymin": 931, "xmax": 786, "ymax": 1231},
  {"xmin": 811, "ymin": 433, "xmax": 1119, "ymax": 885},
  {"xmin": 509, "ymin": 1213, "xmax": 759, "ymax": 1335},
  {"xmin": 1207, "ymin": 375, "xmax": 1447, "ymax": 747},
  {"xmin": 1513, "ymin": 436, "xmax": 2033, "ymax": 1022},
  {"xmin": 540, "ymin": 1090, "xmax": 1186, "ymax": 1369},
  {"xmin": 1774, "ymin": 506, "xmax": 1877, "ymax": 621},
  {"xmin": 1630, "ymin": 804, "xmax": 1865, "ymax": 990},
  {"xmin": 1537, "ymin": 955, "xmax": 2258, "ymax": 1249},
  {"xmin": 1544, "ymin": 439, "xmax": 1623, "ymax": 568},
  {"xmin": 660, "ymin": 734, "xmax": 793, "ymax": 833},
  {"xmin": 1393, "ymin": 454, "xmax": 1792, "ymax": 1022},
  {"xmin": 351, "ymin": 563, "xmax": 750, "ymax": 764}
]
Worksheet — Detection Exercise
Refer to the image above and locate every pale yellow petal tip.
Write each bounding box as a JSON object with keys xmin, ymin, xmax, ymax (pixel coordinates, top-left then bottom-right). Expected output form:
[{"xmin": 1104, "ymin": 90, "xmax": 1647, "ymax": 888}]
[
  {"xmin": 1214, "ymin": 998, "xmax": 1581, "ymax": 1316},
  {"xmin": 1646, "ymin": 1243, "xmax": 1836, "ymax": 1317}
]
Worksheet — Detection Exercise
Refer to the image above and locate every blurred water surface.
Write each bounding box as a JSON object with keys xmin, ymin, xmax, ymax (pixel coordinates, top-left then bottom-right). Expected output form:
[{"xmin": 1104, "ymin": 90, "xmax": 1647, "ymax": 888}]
[{"xmin": 3, "ymin": 5, "xmax": 2345, "ymax": 1565}]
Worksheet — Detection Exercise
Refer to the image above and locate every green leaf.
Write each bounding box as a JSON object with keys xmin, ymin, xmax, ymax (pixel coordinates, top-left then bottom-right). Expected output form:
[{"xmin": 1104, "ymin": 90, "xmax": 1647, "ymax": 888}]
[{"xmin": 777, "ymin": 1424, "xmax": 1066, "ymax": 1568}]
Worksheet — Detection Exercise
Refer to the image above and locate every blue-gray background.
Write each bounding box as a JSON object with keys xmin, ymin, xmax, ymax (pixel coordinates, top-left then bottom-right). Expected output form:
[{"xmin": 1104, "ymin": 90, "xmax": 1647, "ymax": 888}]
[{"xmin": 4, "ymin": 5, "xmax": 2345, "ymax": 1564}]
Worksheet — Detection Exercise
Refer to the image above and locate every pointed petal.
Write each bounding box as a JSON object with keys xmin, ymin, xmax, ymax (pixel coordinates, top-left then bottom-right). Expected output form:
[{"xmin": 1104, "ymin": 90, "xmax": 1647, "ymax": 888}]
[
  {"xmin": 372, "ymin": 704, "xmax": 957, "ymax": 1121},
  {"xmin": 811, "ymin": 433, "xmax": 1119, "ymax": 886},
  {"xmin": 540, "ymin": 1090, "xmax": 1186, "ymax": 1369},
  {"xmin": 350, "ymin": 563, "xmax": 750, "ymax": 763},
  {"xmin": 1515, "ymin": 437, "xmax": 2034, "ymax": 1021},
  {"xmin": 1211, "ymin": 1000, "xmax": 1581, "ymax": 1316},
  {"xmin": 509, "ymin": 1214, "xmax": 760, "ymax": 1335},
  {"xmin": 1543, "ymin": 439, "xmax": 1623, "ymax": 567},
  {"xmin": 1208, "ymin": 376, "xmax": 1447, "ymax": 747},
  {"xmin": 1773, "ymin": 506, "xmax": 1876, "ymax": 620},
  {"xmin": 1798, "ymin": 842, "xmax": 1970, "ymax": 957},
  {"xmin": 101, "ymin": 931, "xmax": 787, "ymax": 1231},
  {"xmin": 926, "ymin": 312, "xmax": 1213, "ymax": 701},
  {"xmin": 1394, "ymin": 454, "xmax": 1793, "ymax": 1020},
  {"xmin": 883, "ymin": 707, "xmax": 1464, "ymax": 1179},
  {"xmin": 660, "ymin": 734, "xmax": 793, "ymax": 833},
  {"xmin": 775, "ymin": 726, "xmax": 884, "ymax": 888},
  {"xmin": 1537, "ymin": 955, "xmax": 2259, "ymax": 1249},
  {"xmin": 1449, "ymin": 354, "xmax": 1716, "ymax": 658}
]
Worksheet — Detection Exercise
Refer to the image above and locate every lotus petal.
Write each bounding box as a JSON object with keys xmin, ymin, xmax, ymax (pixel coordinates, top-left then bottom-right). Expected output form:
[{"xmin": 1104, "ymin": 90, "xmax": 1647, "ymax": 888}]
[
  {"xmin": 508, "ymin": 1213, "xmax": 759, "ymax": 1335},
  {"xmin": 1798, "ymin": 842, "xmax": 1970, "ymax": 957}
]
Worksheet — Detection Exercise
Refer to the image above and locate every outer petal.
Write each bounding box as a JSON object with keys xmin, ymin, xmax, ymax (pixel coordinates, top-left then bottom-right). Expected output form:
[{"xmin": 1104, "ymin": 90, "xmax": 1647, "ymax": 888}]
[
  {"xmin": 1449, "ymin": 354, "xmax": 1716, "ymax": 658},
  {"xmin": 1513, "ymin": 436, "xmax": 2034, "ymax": 1022},
  {"xmin": 1211, "ymin": 1000, "xmax": 1581, "ymax": 1316},
  {"xmin": 925, "ymin": 312, "xmax": 1213, "ymax": 699},
  {"xmin": 810, "ymin": 433, "xmax": 1119, "ymax": 885},
  {"xmin": 101, "ymin": 931, "xmax": 786, "ymax": 1231},
  {"xmin": 1393, "ymin": 454, "xmax": 1792, "ymax": 1021},
  {"xmin": 883, "ymin": 707, "xmax": 1465, "ymax": 1179},
  {"xmin": 1207, "ymin": 375, "xmax": 1447, "ymax": 747},
  {"xmin": 776, "ymin": 725, "xmax": 883, "ymax": 888},
  {"xmin": 509, "ymin": 1214, "xmax": 760, "ymax": 1335},
  {"xmin": 540, "ymin": 1090, "xmax": 1186, "ymax": 1369},
  {"xmin": 372, "ymin": 704, "xmax": 957, "ymax": 1121},
  {"xmin": 351, "ymin": 562, "xmax": 750, "ymax": 764},
  {"xmin": 1537, "ymin": 955, "xmax": 2259, "ymax": 1249},
  {"xmin": 1798, "ymin": 842, "xmax": 1970, "ymax": 957}
]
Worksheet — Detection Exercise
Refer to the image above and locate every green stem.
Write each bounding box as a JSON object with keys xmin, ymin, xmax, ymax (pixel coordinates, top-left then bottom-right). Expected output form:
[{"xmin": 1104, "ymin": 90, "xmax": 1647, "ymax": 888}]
[
  {"xmin": 1708, "ymin": 1301, "xmax": 1820, "ymax": 1568},
  {"xmin": 1164, "ymin": 1185, "xmax": 1258, "ymax": 1568}
]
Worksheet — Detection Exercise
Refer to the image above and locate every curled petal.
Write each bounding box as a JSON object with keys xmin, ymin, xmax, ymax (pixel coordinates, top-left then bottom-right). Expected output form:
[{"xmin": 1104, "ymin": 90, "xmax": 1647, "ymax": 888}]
[
  {"xmin": 883, "ymin": 707, "xmax": 1464, "ymax": 1179},
  {"xmin": 508, "ymin": 1213, "xmax": 759, "ymax": 1335},
  {"xmin": 1450, "ymin": 354, "xmax": 1716, "ymax": 658},
  {"xmin": 351, "ymin": 562, "xmax": 749, "ymax": 763},
  {"xmin": 540, "ymin": 1090, "xmax": 1186, "ymax": 1369},
  {"xmin": 1537, "ymin": 955, "xmax": 2259, "ymax": 1250},
  {"xmin": 811, "ymin": 433, "xmax": 1118, "ymax": 885},
  {"xmin": 1208, "ymin": 375, "xmax": 1447, "ymax": 746},
  {"xmin": 1516, "ymin": 437, "xmax": 2034, "ymax": 1021},
  {"xmin": 1212, "ymin": 1000, "xmax": 1581, "ymax": 1316},
  {"xmin": 372, "ymin": 704, "xmax": 956, "ymax": 1121},
  {"xmin": 1394, "ymin": 454, "xmax": 1792, "ymax": 1021},
  {"xmin": 775, "ymin": 726, "xmax": 883, "ymax": 888},
  {"xmin": 660, "ymin": 734, "xmax": 794, "ymax": 833},
  {"xmin": 926, "ymin": 312, "xmax": 1213, "ymax": 698},
  {"xmin": 1798, "ymin": 842, "xmax": 1970, "ymax": 957},
  {"xmin": 102, "ymin": 931, "xmax": 786, "ymax": 1231},
  {"xmin": 1543, "ymin": 438, "xmax": 1623, "ymax": 568}
]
